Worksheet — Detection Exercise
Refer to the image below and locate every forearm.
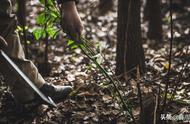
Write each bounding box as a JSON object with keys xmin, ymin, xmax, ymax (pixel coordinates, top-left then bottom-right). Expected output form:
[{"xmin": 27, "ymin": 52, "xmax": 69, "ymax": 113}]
[
  {"xmin": 57, "ymin": 0, "xmax": 76, "ymax": 5},
  {"xmin": 61, "ymin": 1, "xmax": 77, "ymax": 12},
  {"xmin": 59, "ymin": 0, "xmax": 83, "ymax": 36}
]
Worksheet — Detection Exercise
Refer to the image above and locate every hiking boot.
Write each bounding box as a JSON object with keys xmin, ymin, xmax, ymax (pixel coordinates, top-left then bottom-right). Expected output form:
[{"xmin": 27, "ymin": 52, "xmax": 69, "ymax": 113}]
[
  {"xmin": 22, "ymin": 83, "xmax": 73, "ymax": 110},
  {"xmin": 40, "ymin": 83, "xmax": 73, "ymax": 103}
]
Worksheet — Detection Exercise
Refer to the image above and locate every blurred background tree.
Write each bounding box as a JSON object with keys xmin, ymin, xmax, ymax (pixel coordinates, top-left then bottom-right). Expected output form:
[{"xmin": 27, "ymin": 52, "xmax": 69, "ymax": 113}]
[
  {"xmin": 116, "ymin": 0, "xmax": 145, "ymax": 79},
  {"xmin": 144, "ymin": 0, "xmax": 163, "ymax": 41}
]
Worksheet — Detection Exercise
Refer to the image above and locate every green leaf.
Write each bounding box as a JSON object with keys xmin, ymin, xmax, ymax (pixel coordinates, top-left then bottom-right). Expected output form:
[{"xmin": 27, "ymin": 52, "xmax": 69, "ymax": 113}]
[
  {"xmin": 39, "ymin": 0, "xmax": 45, "ymax": 4},
  {"xmin": 47, "ymin": 26, "xmax": 59, "ymax": 39},
  {"xmin": 71, "ymin": 45, "xmax": 78, "ymax": 49},
  {"xmin": 50, "ymin": 11, "xmax": 57, "ymax": 18},
  {"xmin": 66, "ymin": 40, "xmax": 79, "ymax": 49},
  {"xmin": 39, "ymin": 0, "xmax": 54, "ymax": 6},
  {"xmin": 50, "ymin": 8, "xmax": 60, "ymax": 18},
  {"xmin": 67, "ymin": 40, "xmax": 75, "ymax": 46},
  {"xmin": 33, "ymin": 28, "xmax": 45, "ymax": 40},
  {"xmin": 36, "ymin": 13, "xmax": 46, "ymax": 25},
  {"xmin": 17, "ymin": 26, "xmax": 23, "ymax": 31}
]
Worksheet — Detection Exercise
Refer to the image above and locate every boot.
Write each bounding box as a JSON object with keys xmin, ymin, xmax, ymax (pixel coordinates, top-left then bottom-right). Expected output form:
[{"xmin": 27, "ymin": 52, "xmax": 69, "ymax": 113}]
[
  {"xmin": 22, "ymin": 83, "xmax": 72, "ymax": 110},
  {"xmin": 40, "ymin": 83, "xmax": 73, "ymax": 103}
]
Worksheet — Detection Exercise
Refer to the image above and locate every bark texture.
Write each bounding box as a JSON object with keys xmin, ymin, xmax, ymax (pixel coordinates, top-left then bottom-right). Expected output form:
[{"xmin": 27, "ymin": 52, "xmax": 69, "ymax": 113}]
[
  {"xmin": 116, "ymin": 0, "xmax": 145, "ymax": 77},
  {"xmin": 145, "ymin": 0, "xmax": 163, "ymax": 41}
]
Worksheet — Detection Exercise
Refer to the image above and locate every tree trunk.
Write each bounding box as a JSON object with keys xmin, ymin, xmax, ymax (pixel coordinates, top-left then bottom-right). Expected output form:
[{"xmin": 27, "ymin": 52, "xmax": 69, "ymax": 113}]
[
  {"xmin": 145, "ymin": 0, "xmax": 163, "ymax": 41},
  {"xmin": 17, "ymin": 0, "xmax": 28, "ymax": 58},
  {"xmin": 116, "ymin": 0, "xmax": 145, "ymax": 78},
  {"xmin": 116, "ymin": 0, "xmax": 129, "ymax": 76}
]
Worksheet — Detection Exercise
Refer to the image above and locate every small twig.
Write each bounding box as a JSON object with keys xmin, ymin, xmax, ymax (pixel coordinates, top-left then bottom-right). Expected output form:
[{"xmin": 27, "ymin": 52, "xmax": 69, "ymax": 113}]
[
  {"xmin": 136, "ymin": 65, "xmax": 143, "ymax": 122},
  {"xmin": 162, "ymin": 0, "xmax": 173, "ymax": 112},
  {"xmin": 44, "ymin": 0, "xmax": 49, "ymax": 75},
  {"xmin": 154, "ymin": 85, "xmax": 161, "ymax": 124}
]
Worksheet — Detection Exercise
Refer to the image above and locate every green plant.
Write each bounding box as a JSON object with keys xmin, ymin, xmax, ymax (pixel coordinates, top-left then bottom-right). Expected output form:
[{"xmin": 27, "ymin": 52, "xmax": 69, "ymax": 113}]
[
  {"xmin": 32, "ymin": 0, "xmax": 136, "ymax": 122},
  {"xmin": 32, "ymin": 0, "xmax": 61, "ymax": 75},
  {"xmin": 67, "ymin": 36, "xmax": 136, "ymax": 123},
  {"xmin": 33, "ymin": 0, "xmax": 60, "ymax": 40}
]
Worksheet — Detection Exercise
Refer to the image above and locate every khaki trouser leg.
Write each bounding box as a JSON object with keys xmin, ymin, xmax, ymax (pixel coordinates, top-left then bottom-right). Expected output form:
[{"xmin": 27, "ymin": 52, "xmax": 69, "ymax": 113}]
[
  {"xmin": 0, "ymin": 0, "xmax": 45, "ymax": 103},
  {"xmin": 2, "ymin": 33, "xmax": 45, "ymax": 103}
]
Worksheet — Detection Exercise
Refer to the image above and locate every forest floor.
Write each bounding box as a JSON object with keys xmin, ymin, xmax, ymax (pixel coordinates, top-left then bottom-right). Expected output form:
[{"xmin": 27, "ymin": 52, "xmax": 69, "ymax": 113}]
[{"xmin": 0, "ymin": 0, "xmax": 190, "ymax": 124}]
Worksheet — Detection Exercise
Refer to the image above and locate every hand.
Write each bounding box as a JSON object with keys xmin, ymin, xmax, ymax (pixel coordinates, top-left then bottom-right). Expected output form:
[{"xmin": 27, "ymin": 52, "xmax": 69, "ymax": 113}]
[
  {"xmin": 0, "ymin": 36, "xmax": 8, "ymax": 49},
  {"xmin": 61, "ymin": 1, "xmax": 84, "ymax": 39}
]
